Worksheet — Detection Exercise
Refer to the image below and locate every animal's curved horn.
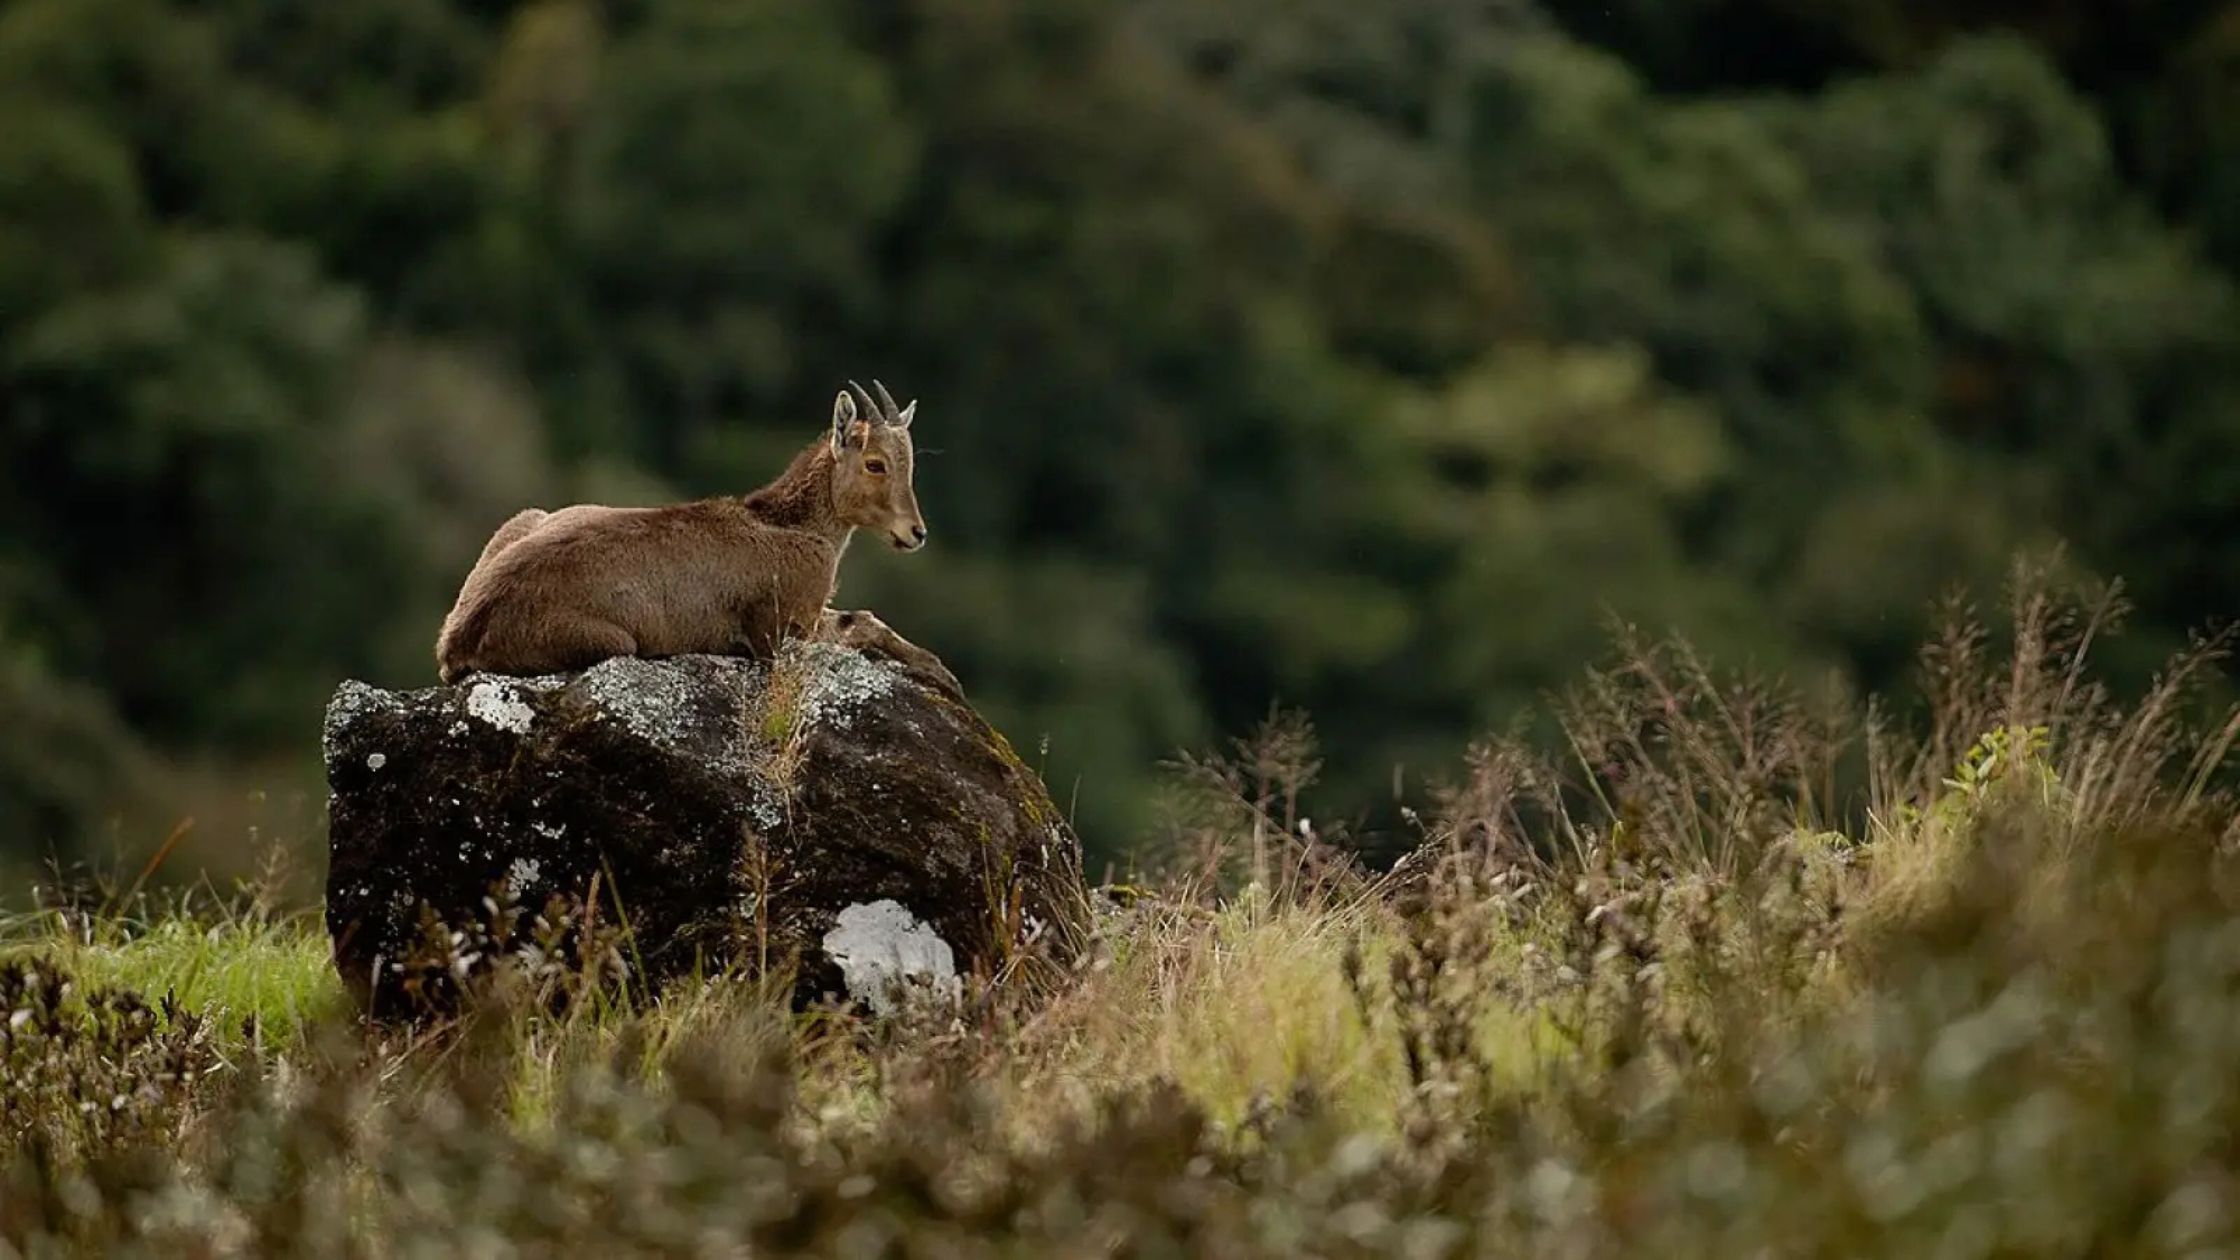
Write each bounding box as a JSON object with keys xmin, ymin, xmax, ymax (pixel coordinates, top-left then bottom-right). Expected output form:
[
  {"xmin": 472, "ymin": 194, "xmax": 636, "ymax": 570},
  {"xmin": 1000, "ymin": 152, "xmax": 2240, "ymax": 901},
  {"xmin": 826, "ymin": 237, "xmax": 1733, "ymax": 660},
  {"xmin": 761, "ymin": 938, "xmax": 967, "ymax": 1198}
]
[
  {"xmin": 845, "ymin": 380, "xmax": 880, "ymax": 426},
  {"xmin": 871, "ymin": 379, "xmax": 902, "ymax": 424}
]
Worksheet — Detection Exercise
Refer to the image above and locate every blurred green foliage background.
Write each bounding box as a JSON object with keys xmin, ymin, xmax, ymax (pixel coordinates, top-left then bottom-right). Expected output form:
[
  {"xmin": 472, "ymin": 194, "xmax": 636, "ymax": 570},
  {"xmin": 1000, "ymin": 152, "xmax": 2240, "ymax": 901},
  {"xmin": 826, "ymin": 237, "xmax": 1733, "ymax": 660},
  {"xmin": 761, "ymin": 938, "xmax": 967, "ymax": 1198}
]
[{"xmin": 3, "ymin": 0, "xmax": 2236, "ymax": 869}]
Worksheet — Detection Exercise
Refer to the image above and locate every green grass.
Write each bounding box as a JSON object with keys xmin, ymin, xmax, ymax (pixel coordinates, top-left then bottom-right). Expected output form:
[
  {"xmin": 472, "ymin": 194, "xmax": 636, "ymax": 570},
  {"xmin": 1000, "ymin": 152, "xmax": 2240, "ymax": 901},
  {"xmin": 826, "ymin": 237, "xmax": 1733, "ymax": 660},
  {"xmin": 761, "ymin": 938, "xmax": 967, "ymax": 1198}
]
[{"xmin": 2, "ymin": 908, "xmax": 346, "ymax": 1050}]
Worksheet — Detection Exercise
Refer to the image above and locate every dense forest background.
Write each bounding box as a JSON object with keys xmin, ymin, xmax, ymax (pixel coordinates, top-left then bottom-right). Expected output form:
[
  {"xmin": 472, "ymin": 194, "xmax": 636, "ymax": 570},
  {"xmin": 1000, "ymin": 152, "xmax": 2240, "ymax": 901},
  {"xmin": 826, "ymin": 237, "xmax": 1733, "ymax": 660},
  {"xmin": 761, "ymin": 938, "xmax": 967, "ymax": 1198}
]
[{"xmin": 3, "ymin": 0, "xmax": 2236, "ymax": 873}]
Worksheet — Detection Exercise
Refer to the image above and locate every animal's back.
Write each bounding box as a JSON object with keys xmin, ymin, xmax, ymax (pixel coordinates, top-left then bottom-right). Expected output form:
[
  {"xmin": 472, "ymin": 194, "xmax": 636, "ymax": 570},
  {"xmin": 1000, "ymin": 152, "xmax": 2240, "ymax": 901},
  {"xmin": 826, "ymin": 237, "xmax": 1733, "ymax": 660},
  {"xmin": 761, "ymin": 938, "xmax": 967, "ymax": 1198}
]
[
  {"xmin": 436, "ymin": 509, "xmax": 545, "ymax": 679},
  {"xmin": 474, "ymin": 508, "xmax": 551, "ymax": 570},
  {"xmin": 435, "ymin": 502, "xmax": 837, "ymax": 683},
  {"xmin": 435, "ymin": 505, "xmax": 649, "ymax": 682}
]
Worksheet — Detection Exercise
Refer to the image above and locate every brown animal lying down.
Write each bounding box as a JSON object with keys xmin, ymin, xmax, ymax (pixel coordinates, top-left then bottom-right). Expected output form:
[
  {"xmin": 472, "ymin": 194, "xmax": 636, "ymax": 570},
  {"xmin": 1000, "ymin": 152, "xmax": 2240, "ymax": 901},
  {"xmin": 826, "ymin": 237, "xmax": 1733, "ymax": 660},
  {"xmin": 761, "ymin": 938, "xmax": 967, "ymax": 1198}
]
[{"xmin": 436, "ymin": 381, "xmax": 941, "ymax": 686}]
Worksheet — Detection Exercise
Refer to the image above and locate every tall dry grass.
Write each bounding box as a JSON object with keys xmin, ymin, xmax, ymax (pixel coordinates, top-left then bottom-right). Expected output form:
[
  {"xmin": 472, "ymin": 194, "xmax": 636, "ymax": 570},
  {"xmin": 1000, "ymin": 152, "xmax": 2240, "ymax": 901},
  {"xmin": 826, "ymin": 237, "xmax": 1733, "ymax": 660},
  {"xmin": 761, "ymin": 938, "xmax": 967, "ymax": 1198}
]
[{"xmin": 3, "ymin": 569, "xmax": 2236, "ymax": 1256}]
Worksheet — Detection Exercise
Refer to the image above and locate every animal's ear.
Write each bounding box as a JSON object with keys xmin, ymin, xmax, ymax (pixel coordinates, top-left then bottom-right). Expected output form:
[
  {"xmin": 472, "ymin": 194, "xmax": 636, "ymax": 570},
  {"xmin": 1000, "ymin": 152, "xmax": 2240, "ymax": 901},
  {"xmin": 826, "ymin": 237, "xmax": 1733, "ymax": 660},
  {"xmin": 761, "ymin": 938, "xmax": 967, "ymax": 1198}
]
[
  {"xmin": 894, "ymin": 399, "xmax": 917, "ymax": 429},
  {"xmin": 831, "ymin": 390, "xmax": 858, "ymax": 453}
]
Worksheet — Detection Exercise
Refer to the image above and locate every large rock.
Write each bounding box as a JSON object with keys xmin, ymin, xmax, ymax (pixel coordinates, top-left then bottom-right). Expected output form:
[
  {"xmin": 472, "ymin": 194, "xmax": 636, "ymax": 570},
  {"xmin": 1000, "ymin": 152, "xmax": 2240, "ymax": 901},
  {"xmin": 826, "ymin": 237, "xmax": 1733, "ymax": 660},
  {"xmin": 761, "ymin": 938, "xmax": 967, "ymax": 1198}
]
[{"xmin": 322, "ymin": 629, "xmax": 1090, "ymax": 1014}]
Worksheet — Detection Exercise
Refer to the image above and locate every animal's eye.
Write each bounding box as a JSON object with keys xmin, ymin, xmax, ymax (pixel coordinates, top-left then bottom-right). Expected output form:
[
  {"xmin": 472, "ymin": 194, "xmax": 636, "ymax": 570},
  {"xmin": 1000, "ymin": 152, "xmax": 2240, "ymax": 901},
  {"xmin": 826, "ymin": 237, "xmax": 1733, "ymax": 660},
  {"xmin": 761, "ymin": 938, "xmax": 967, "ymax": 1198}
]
[{"xmin": 864, "ymin": 459, "xmax": 888, "ymax": 475}]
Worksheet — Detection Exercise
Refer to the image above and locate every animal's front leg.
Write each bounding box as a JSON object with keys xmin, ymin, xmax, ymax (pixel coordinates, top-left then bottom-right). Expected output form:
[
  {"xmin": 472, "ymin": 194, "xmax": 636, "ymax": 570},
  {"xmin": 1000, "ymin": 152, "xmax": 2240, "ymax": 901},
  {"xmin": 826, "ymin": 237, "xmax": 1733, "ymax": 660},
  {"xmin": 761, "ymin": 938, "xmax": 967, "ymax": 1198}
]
[
  {"xmin": 818, "ymin": 608, "xmax": 964, "ymax": 699},
  {"xmin": 727, "ymin": 586, "xmax": 795, "ymax": 659}
]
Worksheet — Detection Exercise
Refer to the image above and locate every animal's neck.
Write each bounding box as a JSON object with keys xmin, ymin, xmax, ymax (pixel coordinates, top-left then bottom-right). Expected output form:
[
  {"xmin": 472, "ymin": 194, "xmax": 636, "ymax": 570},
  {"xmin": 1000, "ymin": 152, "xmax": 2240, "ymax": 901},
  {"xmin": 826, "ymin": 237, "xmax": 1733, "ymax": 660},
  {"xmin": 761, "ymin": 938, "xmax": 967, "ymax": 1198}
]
[{"xmin": 743, "ymin": 440, "xmax": 852, "ymax": 543}]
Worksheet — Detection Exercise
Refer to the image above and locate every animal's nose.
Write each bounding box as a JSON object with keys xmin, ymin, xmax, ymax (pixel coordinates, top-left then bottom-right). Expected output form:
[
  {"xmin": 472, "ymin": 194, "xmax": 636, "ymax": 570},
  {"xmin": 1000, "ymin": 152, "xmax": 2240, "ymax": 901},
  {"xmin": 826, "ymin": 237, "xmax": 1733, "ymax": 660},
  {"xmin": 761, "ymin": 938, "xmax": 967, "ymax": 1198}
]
[{"xmin": 911, "ymin": 524, "xmax": 928, "ymax": 545}]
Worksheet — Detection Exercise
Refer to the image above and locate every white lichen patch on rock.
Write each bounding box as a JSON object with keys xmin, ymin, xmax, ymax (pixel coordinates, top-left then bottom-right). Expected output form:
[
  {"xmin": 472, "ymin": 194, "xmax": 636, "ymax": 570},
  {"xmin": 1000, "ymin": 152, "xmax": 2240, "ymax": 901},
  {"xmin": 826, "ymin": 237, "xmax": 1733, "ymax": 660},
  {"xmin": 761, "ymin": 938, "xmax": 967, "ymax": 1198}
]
[
  {"xmin": 504, "ymin": 858, "xmax": 543, "ymax": 902},
  {"xmin": 324, "ymin": 680, "xmax": 407, "ymax": 760},
  {"xmin": 822, "ymin": 899, "xmax": 959, "ymax": 1016},
  {"xmin": 746, "ymin": 787, "xmax": 786, "ymax": 832},
  {"xmin": 579, "ymin": 656, "xmax": 764, "ymax": 778},
  {"xmin": 789, "ymin": 642, "xmax": 900, "ymax": 733},
  {"xmin": 579, "ymin": 657, "xmax": 695, "ymax": 745},
  {"xmin": 465, "ymin": 679, "xmax": 536, "ymax": 734},
  {"xmin": 366, "ymin": 753, "xmax": 387, "ymax": 772}
]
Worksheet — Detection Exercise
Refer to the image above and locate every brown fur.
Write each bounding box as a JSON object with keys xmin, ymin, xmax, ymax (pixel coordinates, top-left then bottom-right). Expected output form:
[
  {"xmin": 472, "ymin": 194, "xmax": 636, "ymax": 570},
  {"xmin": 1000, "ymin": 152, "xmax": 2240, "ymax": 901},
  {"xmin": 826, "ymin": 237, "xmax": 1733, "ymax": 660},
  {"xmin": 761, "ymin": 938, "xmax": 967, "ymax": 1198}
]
[{"xmin": 435, "ymin": 387, "xmax": 925, "ymax": 683}]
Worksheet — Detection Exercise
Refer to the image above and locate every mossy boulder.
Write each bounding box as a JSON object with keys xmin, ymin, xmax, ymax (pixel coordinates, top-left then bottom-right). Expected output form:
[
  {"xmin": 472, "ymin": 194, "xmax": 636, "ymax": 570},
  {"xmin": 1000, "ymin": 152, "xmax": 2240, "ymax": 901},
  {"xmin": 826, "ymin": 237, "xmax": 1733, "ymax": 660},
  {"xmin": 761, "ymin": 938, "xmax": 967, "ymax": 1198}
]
[{"xmin": 322, "ymin": 634, "xmax": 1090, "ymax": 1015}]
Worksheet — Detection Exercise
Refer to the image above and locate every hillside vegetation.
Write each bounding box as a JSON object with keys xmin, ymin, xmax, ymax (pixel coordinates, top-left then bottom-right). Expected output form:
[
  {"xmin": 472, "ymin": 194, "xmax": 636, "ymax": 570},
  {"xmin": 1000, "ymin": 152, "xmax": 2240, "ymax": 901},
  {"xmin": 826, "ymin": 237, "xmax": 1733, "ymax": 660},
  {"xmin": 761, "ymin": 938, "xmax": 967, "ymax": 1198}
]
[
  {"xmin": 5, "ymin": 583, "xmax": 2236, "ymax": 1255},
  {"xmin": 9, "ymin": 0, "xmax": 2240, "ymax": 860}
]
